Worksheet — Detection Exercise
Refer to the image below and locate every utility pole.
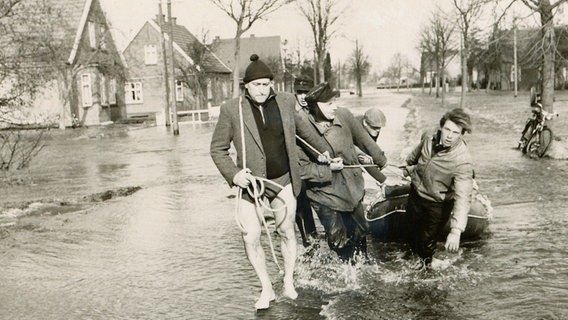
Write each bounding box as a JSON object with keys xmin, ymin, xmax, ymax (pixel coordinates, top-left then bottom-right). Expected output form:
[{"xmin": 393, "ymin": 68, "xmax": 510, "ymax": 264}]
[
  {"xmin": 513, "ymin": 18, "xmax": 518, "ymax": 98},
  {"xmin": 167, "ymin": 0, "xmax": 179, "ymax": 135},
  {"xmin": 159, "ymin": 1, "xmax": 170, "ymax": 126}
]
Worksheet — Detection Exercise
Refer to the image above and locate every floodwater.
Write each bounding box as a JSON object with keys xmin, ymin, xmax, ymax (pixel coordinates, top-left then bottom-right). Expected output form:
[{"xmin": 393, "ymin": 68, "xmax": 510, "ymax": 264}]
[{"xmin": 1, "ymin": 91, "xmax": 567, "ymax": 320}]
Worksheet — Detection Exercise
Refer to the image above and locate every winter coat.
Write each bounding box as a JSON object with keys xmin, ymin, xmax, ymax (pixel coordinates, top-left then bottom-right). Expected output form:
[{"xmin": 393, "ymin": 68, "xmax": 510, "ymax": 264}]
[
  {"xmin": 405, "ymin": 130, "xmax": 474, "ymax": 232},
  {"xmin": 296, "ymin": 107, "xmax": 387, "ymax": 212},
  {"xmin": 210, "ymin": 91, "xmax": 302, "ymax": 197}
]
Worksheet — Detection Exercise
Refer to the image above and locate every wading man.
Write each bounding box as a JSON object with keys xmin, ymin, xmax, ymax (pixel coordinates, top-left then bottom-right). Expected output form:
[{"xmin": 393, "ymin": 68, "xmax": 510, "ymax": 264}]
[
  {"xmin": 404, "ymin": 108, "xmax": 474, "ymax": 269},
  {"xmin": 293, "ymin": 75, "xmax": 319, "ymax": 246},
  {"xmin": 296, "ymin": 82, "xmax": 388, "ymax": 261},
  {"xmin": 210, "ymin": 54, "xmax": 300, "ymax": 309}
]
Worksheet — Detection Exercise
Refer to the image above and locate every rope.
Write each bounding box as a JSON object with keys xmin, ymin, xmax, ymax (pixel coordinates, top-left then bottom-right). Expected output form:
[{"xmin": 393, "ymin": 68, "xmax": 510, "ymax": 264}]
[
  {"xmin": 233, "ymin": 96, "xmax": 286, "ymax": 273},
  {"xmin": 296, "ymin": 134, "xmax": 323, "ymax": 156}
]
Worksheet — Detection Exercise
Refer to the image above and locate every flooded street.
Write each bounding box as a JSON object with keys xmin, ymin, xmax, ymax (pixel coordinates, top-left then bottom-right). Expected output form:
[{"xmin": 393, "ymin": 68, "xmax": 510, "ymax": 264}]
[{"xmin": 1, "ymin": 91, "xmax": 567, "ymax": 319}]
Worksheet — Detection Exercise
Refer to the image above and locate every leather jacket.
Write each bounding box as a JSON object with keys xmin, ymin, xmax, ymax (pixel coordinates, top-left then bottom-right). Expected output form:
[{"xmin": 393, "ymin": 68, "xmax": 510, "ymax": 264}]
[{"xmin": 405, "ymin": 130, "xmax": 474, "ymax": 232}]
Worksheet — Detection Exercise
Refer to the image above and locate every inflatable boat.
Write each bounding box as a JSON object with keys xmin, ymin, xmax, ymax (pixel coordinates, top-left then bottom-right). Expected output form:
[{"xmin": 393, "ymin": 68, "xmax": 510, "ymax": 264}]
[{"xmin": 363, "ymin": 183, "xmax": 493, "ymax": 242}]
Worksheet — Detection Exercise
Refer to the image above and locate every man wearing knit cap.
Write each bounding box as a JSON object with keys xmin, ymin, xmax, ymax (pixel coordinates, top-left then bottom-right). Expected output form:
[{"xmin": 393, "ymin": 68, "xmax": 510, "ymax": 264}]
[{"xmin": 210, "ymin": 54, "xmax": 300, "ymax": 310}]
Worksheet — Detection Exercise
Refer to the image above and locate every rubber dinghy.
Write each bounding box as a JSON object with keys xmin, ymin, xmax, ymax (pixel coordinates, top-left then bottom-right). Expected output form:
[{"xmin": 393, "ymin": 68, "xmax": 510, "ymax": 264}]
[{"xmin": 363, "ymin": 183, "xmax": 493, "ymax": 242}]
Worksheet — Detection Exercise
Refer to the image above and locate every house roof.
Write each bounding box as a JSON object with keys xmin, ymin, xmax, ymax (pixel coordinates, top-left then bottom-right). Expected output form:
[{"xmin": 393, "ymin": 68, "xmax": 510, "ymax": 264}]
[
  {"xmin": 51, "ymin": 0, "xmax": 88, "ymax": 32},
  {"xmin": 213, "ymin": 35, "xmax": 282, "ymax": 74},
  {"xmin": 155, "ymin": 18, "xmax": 231, "ymax": 74}
]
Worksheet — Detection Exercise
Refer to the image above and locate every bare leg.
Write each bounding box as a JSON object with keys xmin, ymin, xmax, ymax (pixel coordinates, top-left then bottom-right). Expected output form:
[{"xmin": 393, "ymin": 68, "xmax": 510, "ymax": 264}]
[
  {"xmin": 272, "ymin": 184, "xmax": 298, "ymax": 300},
  {"xmin": 238, "ymin": 199, "xmax": 275, "ymax": 309}
]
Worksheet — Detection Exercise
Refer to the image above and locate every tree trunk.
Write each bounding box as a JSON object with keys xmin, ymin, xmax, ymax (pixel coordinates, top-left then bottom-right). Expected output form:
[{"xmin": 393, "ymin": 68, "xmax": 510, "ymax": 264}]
[
  {"xmin": 435, "ymin": 64, "xmax": 440, "ymax": 98},
  {"xmin": 540, "ymin": 1, "xmax": 555, "ymax": 114},
  {"xmin": 442, "ymin": 71, "xmax": 446, "ymax": 106},
  {"xmin": 357, "ymin": 75, "xmax": 362, "ymax": 97},
  {"xmin": 232, "ymin": 26, "xmax": 244, "ymax": 98},
  {"xmin": 460, "ymin": 41, "xmax": 467, "ymax": 109},
  {"xmin": 318, "ymin": 51, "xmax": 325, "ymax": 84}
]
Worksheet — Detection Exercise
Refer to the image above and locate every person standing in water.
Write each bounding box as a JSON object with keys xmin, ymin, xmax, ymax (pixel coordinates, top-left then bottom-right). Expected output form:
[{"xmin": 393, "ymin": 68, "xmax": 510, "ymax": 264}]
[
  {"xmin": 295, "ymin": 82, "xmax": 388, "ymax": 260},
  {"xmin": 403, "ymin": 108, "xmax": 474, "ymax": 269},
  {"xmin": 292, "ymin": 75, "xmax": 319, "ymax": 246},
  {"xmin": 210, "ymin": 54, "xmax": 300, "ymax": 309}
]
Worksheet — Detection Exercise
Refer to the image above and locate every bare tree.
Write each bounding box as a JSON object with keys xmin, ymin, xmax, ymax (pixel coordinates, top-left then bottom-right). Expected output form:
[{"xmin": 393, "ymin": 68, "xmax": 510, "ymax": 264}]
[
  {"xmin": 419, "ymin": 11, "xmax": 457, "ymax": 102},
  {"xmin": 209, "ymin": 0, "xmax": 293, "ymax": 98},
  {"xmin": 389, "ymin": 53, "xmax": 405, "ymax": 92},
  {"xmin": 347, "ymin": 39, "xmax": 370, "ymax": 97},
  {"xmin": 452, "ymin": 0, "xmax": 491, "ymax": 108},
  {"xmin": 178, "ymin": 29, "xmax": 218, "ymax": 110},
  {"xmin": 297, "ymin": 0, "xmax": 341, "ymax": 84},
  {"xmin": 519, "ymin": 0, "xmax": 568, "ymax": 115}
]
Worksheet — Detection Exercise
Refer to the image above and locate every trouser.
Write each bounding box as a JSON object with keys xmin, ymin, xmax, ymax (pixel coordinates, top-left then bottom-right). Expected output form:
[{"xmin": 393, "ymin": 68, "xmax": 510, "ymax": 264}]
[
  {"xmin": 406, "ymin": 186, "xmax": 453, "ymax": 265},
  {"xmin": 311, "ymin": 201, "xmax": 369, "ymax": 260},
  {"xmin": 295, "ymin": 182, "xmax": 318, "ymax": 247}
]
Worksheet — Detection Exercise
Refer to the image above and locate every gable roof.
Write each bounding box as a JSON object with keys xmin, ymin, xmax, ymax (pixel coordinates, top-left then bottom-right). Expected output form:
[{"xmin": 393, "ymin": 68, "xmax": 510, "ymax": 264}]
[
  {"xmin": 213, "ymin": 35, "xmax": 282, "ymax": 74},
  {"xmin": 152, "ymin": 18, "xmax": 231, "ymax": 74}
]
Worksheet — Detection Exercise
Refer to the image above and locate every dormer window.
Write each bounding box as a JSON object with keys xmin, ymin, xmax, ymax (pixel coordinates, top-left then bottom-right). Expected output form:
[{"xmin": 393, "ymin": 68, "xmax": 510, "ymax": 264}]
[{"xmin": 144, "ymin": 45, "xmax": 157, "ymax": 65}]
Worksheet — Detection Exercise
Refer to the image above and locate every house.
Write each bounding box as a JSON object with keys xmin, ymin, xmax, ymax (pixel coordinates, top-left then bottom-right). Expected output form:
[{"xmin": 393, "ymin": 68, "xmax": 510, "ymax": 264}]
[
  {"xmin": 479, "ymin": 26, "xmax": 568, "ymax": 91},
  {"xmin": 212, "ymin": 35, "xmax": 287, "ymax": 91},
  {"xmin": 0, "ymin": 0, "xmax": 127, "ymax": 128},
  {"xmin": 121, "ymin": 15, "xmax": 232, "ymax": 124}
]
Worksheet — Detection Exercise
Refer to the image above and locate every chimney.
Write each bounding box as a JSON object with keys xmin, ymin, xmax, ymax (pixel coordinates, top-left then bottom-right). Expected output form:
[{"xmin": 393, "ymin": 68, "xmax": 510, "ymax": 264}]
[
  {"xmin": 171, "ymin": 17, "xmax": 177, "ymax": 25},
  {"xmin": 156, "ymin": 14, "xmax": 165, "ymax": 25}
]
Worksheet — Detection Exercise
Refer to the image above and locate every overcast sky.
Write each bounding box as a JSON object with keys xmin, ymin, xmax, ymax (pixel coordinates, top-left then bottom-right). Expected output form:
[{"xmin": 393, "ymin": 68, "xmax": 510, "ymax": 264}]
[{"xmin": 99, "ymin": 0, "xmax": 560, "ymax": 73}]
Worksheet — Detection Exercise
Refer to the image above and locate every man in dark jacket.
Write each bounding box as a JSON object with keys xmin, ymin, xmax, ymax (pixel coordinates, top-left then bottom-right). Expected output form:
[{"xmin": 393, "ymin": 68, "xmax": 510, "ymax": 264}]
[
  {"xmin": 292, "ymin": 75, "xmax": 319, "ymax": 247},
  {"xmin": 210, "ymin": 54, "xmax": 299, "ymax": 309}
]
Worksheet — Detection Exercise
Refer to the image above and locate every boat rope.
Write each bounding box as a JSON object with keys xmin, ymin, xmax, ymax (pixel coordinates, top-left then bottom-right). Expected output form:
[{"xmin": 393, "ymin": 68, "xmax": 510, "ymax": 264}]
[
  {"xmin": 233, "ymin": 96, "xmax": 285, "ymax": 273},
  {"xmin": 295, "ymin": 134, "xmax": 323, "ymax": 156}
]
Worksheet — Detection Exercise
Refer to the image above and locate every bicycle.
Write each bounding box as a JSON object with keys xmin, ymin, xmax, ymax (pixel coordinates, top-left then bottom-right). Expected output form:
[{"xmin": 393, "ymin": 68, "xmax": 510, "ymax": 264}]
[{"xmin": 517, "ymin": 100, "xmax": 558, "ymax": 158}]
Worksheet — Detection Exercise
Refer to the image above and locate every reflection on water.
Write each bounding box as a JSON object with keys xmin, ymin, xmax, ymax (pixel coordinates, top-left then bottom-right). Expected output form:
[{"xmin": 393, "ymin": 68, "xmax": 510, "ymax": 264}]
[{"xmin": 1, "ymin": 92, "xmax": 567, "ymax": 319}]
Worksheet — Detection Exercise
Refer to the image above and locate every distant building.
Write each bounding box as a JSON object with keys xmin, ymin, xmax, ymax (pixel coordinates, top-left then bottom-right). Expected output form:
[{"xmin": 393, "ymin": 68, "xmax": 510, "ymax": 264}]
[
  {"xmin": 212, "ymin": 35, "xmax": 288, "ymax": 91},
  {"xmin": 122, "ymin": 15, "xmax": 231, "ymax": 124},
  {"xmin": 0, "ymin": 0, "xmax": 127, "ymax": 128},
  {"xmin": 479, "ymin": 26, "xmax": 568, "ymax": 91}
]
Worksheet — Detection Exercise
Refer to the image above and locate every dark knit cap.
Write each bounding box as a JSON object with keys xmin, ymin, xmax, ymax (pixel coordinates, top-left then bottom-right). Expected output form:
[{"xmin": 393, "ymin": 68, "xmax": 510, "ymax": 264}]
[
  {"xmin": 304, "ymin": 82, "xmax": 339, "ymax": 103},
  {"xmin": 243, "ymin": 54, "xmax": 273, "ymax": 83},
  {"xmin": 294, "ymin": 75, "xmax": 314, "ymax": 93}
]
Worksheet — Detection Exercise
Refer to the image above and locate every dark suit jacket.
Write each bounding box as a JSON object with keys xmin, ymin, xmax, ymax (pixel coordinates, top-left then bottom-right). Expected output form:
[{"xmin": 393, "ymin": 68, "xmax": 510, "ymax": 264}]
[{"xmin": 210, "ymin": 92, "xmax": 302, "ymax": 197}]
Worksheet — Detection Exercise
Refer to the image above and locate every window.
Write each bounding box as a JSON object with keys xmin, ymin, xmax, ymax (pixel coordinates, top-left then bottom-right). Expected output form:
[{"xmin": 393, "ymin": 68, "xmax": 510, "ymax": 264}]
[
  {"xmin": 100, "ymin": 75, "xmax": 108, "ymax": 106},
  {"xmin": 125, "ymin": 82, "xmax": 143, "ymax": 104},
  {"xmin": 109, "ymin": 78, "xmax": 116, "ymax": 104},
  {"xmin": 99, "ymin": 25, "xmax": 107, "ymax": 50},
  {"xmin": 81, "ymin": 74, "xmax": 93, "ymax": 107},
  {"xmin": 88, "ymin": 21, "xmax": 96, "ymax": 49},
  {"xmin": 175, "ymin": 81, "xmax": 183, "ymax": 101},
  {"xmin": 144, "ymin": 45, "xmax": 157, "ymax": 65}
]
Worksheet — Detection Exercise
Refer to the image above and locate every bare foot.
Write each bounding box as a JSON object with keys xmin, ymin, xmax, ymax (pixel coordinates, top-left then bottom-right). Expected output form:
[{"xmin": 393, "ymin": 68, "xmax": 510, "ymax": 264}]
[
  {"xmin": 254, "ymin": 289, "xmax": 276, "ymax": 310},
  {"xmin": 282, "ymin": 281, "xmax": 298, "ymax": 300}
]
